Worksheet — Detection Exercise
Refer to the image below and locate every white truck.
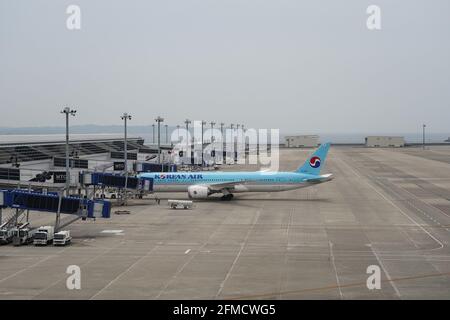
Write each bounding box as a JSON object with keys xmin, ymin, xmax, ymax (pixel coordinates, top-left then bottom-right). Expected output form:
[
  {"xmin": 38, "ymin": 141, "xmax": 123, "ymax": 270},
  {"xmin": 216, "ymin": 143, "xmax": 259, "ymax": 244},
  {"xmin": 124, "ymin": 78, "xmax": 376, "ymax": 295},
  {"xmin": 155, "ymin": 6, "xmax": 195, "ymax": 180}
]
[
  {"xmin": 168, "ymin": 199, "xmax": 194, "ymax": 210},
  {"xmin": 53, "ymin": 230, "xmax": 72, "ymax": 246},
  {"xmin": 33, "ymin": 226, "xmax": 55, "ymax": 246},
  {"xmin": 12, "ymin": 224, "xmax": 36, "ymax": 246},
  {"xmin": 0, "ymin": 228, "xmax": 13, "ymax": 244}
]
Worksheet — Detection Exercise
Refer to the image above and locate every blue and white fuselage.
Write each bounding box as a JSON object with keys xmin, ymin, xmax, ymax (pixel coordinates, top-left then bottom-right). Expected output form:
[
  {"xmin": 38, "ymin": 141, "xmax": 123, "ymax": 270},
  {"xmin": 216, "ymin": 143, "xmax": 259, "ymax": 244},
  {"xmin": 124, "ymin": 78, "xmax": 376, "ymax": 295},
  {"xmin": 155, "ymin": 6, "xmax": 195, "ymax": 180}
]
[{"xmin": 139, "ymin": 143, "xmax": 332, "ymax": 200}]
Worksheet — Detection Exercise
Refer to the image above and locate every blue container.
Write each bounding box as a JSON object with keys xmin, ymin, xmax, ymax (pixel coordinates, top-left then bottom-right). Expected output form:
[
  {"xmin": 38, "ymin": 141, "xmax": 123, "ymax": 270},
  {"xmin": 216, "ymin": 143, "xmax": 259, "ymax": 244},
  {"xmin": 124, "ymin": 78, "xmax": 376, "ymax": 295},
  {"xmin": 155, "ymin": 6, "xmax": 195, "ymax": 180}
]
[
  {"xmin": 101, "ymin": 200, "xmax": 111, "ymax": 218},
  {"xmin": 86, "ymin": 199, "xmax": 111, "ymax": 218}
]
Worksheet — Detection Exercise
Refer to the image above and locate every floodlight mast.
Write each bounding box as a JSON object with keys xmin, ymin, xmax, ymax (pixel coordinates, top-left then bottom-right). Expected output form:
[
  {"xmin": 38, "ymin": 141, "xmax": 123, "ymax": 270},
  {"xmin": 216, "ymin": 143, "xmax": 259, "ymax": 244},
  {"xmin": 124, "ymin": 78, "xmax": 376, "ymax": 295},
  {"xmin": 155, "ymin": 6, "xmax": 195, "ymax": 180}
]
[
  {"xmin": 423, "ymin": 124, "xmax": 426, "ymax": 150},
  {"xmin": 61, "ymin": 107, "xmax": 76, "ymax": 196},
  {"xmin": 155, "ymin": 116, "xmax": 164, "ymax": 164},
  {"xmin": 201, "ymin": 120, "xmax": 206, "ymax": 165},
  {"xmin": 220, "ymin": 122, "xmax": 225, "ymax": 163},
  {"xmin": 185, "ymin": 119, "xmax": 191, "ymax": 164},
  {"xmin": 121, "ymin": 113, "xmax": 132, "ymax": 204}
]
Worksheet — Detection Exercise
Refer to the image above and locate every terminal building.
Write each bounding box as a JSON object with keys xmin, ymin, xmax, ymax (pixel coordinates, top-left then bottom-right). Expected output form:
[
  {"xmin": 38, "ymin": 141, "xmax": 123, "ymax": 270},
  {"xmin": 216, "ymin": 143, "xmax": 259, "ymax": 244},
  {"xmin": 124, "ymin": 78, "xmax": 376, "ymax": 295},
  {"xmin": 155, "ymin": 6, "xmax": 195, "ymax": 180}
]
[
  {"xmin": 0, "ymin": 136, "xmax": 170, "ymax": 189},
  {"xmin": 284, "ymin": 135, "xmax": 319, "ymax": 148},
  {"xmin": 365, "ymin": 136, "xmax": 405, "ymax": 147}
]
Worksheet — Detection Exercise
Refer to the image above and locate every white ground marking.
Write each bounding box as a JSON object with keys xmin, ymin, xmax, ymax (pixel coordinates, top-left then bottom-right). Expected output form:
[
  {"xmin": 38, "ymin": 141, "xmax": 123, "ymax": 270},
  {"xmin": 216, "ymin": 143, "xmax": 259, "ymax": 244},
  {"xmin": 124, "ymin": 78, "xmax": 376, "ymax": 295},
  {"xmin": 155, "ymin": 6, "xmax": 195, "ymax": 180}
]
[
  {"xmin": 279, "ymin": 208, "xmax": 294, "ymax": 299},
  {"xmin": 33, "ymin": 239, "xmax": 127, "ymax": 298},
  {"xmin": 215, "ymin": 210, "xmax": 261, "ymax": 299},
  {"xmin": 335, "ymin": 154, "xmax": 444, "ymax": 250},
  {"xmin": 101, "ymin": 230, "xmax": 124, "ymax": 234},
  {"xmin": 329, "ymin": 241, "xmax": 344, "ymax": 299},
  {"xmin": 370, "ymin": 245, "xmax": 402, "ymax": 298},
  {"xmin": 334, "ymin": 151, "xmax": 449, "ymax": 299},
  {"xmin": 90, "ymin": 245, "xmax": 159, "ymax": 299},
  {"xmin": 155, "ymin": 209, "xmax": 232, "ymax": 299},
  {"xmin": 0, "ymin": 246, "xmax": 70, "ymax": 284},
  {"xmin": 0, "ymin": 255, "xmax": 55, "ymax": 284},
  {"xmin": 373, "ymin": 179, "xmax": 449, "ymax": 246},
  {"xmin": 393, "ymin": 181, "xmax": 450, "ymax": 221},
  {"xmin": 184, "ymin": 249, "xmax": 191, "ymax": 254}
]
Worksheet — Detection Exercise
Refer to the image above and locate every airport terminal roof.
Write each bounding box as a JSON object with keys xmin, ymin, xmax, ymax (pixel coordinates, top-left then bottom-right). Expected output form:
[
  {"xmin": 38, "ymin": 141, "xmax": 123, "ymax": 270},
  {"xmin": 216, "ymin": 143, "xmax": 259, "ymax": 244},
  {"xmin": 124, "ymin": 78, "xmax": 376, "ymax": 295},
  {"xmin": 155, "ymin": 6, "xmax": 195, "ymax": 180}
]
[{"xmin": 0, "ymin": 136, "xmax": 155, "ymax": 164}]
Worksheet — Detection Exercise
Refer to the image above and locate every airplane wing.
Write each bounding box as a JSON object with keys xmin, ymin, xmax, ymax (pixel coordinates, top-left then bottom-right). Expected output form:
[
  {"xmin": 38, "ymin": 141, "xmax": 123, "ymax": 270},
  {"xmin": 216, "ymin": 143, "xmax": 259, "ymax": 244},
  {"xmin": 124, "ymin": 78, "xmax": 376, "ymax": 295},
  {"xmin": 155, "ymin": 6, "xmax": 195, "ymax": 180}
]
[{"xmin": 199, "ymin": 180, "xmax": 254, "ymax": 191}]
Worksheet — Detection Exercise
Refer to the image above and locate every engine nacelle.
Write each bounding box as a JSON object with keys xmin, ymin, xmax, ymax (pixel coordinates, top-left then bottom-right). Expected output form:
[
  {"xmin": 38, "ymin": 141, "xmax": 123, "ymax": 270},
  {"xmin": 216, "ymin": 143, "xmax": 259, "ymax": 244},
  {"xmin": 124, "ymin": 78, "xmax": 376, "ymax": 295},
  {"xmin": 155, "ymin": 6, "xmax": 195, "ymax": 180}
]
[{"xmin": 187, "ymin": 185, "xmax": 210, "ymax": 199}]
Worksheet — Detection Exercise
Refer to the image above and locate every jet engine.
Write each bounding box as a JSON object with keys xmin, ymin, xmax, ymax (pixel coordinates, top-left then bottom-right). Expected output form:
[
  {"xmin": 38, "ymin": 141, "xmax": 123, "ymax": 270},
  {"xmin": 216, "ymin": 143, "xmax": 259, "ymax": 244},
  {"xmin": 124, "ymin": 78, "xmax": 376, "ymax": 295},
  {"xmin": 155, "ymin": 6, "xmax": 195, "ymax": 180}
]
[{"xmin": 187, "ymin": 185, "xmax": 210, "ymax": 199}]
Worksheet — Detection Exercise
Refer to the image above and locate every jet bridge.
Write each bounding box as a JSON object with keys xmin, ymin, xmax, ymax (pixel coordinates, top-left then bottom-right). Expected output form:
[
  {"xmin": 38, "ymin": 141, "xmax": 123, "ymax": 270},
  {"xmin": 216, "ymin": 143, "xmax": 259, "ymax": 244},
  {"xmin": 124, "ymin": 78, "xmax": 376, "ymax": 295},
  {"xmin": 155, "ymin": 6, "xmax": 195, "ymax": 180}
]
[
  {"xmin": 0, "ymin": 189, "xmax": 111, "ymax": 241},
  {"xmin": 80, "ymin": 172, "xmax": 153, "ymax": 191},
  {"xmin": 1, "ymin": 189, "xmax": 111, "ymax": 219}
]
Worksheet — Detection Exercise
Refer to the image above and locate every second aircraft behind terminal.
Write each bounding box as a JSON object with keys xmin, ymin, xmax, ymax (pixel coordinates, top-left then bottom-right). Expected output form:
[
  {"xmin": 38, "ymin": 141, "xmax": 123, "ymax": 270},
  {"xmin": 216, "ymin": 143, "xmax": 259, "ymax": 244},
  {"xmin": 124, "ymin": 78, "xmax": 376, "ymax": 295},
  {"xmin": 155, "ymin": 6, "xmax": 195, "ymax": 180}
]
[{"xmin": 139, "ymin": 143, "xmax": 333, "ymax": 200}]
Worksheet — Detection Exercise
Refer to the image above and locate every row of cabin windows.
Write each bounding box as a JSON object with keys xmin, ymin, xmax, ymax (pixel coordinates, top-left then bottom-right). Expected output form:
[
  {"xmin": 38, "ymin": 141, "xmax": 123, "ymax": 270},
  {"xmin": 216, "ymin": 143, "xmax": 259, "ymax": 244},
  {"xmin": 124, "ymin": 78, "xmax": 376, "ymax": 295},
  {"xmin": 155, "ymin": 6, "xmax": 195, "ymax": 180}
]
[{"xmin": 163, "ymin": 178, "xmax": 298, "ymax": 182}]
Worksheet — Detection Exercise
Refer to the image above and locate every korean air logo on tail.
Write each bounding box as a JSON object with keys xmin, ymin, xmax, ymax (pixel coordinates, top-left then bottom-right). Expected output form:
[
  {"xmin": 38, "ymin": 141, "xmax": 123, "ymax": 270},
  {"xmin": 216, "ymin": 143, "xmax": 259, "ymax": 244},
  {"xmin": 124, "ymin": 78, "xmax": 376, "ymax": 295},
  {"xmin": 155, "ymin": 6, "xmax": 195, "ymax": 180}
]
[{"xmin": 309, "ymin": 156, "xmax": 321, "ymax": 168}]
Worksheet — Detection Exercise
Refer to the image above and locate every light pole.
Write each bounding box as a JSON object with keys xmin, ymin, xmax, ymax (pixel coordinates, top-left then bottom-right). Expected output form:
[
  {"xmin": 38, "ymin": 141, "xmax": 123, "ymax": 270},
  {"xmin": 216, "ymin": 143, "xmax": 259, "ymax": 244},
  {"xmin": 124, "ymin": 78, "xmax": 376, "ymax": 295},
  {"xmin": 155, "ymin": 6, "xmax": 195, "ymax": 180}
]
[
  {"xmin": 201, "ymin": 120, "xmax": 206, "ymax": 165},
  {"xmin": 241, "ymin": 124, "xmax": 246, "ymax": 156},
  {"xmin": 176, "ymin": 125, "xmax": 180, "ymax": 142},
  {"xmin": 61, "ymin": 107, "xmax": 76, "ymax": 196},
  {"xmin": 155, "ymin": 116, "xmax": 164, "ymax": 164},
  {"xmin": 230, "ymin": 124, "xmax": 235, "ymax": 164},
  {"xmin": 210, "ymin": 121, "xmax": 216, "ymax": 164},
  {"xmin": 121, "ymin": 113, "xmax": 132, "ymax": 203},
  {"xmin": 423, "ymin": 124, "xmax": 426, "ymax": 150},
  {"xmin": 210, "ymin": 121, "xmax": 215, "ymax": 143},
  {"xmin": 165, "ymin": 124, "xmax": 168, "ymax": 144},
  {"xmin": 185, "ymin": 119, "xmax": 191, "ymax": 164},
  {"xmin": 152, "ymin": 124, "xmax": 155, "ymax": 144},
  {"xmin": 236, "ymin": 124, "xmax": 241, "ymax": 162},
  {"xmin": 220, "ymin": 122, "xmax": 225, "ymax": 163}
]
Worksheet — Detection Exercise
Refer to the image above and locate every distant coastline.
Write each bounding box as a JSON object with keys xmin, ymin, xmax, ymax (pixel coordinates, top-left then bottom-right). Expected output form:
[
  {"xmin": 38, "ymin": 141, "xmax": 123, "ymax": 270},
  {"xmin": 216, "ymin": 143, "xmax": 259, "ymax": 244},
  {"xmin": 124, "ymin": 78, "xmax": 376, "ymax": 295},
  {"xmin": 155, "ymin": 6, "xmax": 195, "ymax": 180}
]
[{"xmin": 0, "ymin": 125, "xmax": 448, "ymax": 144}]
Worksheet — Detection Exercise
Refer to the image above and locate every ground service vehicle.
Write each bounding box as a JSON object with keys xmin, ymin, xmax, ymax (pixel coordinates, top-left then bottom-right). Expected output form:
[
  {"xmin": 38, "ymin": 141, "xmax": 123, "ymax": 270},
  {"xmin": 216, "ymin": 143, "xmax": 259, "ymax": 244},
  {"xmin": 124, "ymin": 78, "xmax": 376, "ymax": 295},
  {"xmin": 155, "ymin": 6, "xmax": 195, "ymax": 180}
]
[
  {"xmin": 12, "ymin": 224, "xmax": 36, "ymax": 246},
  {"xmin": 168, "ymin": 199, "xmax": 193, "ymax": 209},
  {"xmin": 53, "ymin": 230, "xmax": 71, "ymax": 246},
  {"xmin": 0, "ymin": 228, "xmax": 13, "ymax": 244},
  {"xmin": 33, "ymin": 226, "xmax": 54, "ymax": 246}
]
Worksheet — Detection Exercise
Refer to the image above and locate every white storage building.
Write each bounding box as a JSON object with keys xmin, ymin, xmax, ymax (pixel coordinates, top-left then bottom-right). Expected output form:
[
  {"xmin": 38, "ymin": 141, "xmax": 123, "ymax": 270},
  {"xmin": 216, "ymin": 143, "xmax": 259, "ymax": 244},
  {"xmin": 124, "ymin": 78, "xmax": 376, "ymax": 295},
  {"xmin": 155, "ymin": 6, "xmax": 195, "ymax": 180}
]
[
  {"xmin": 365, "ymin": 136, "xmax": 405, "ymax": 147},
  {"xmin": 284, "ymin": 135, "xmax": 319, "ymax": 148}
]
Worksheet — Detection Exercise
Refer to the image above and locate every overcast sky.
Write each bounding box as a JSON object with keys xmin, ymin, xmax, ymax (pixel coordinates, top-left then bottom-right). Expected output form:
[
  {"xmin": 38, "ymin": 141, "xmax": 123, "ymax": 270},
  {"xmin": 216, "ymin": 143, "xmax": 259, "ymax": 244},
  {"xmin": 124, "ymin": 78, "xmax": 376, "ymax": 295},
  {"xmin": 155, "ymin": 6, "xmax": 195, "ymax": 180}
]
[{"xmin": 1, "ymin": 0, "xmax": 449, "ymax": 134}]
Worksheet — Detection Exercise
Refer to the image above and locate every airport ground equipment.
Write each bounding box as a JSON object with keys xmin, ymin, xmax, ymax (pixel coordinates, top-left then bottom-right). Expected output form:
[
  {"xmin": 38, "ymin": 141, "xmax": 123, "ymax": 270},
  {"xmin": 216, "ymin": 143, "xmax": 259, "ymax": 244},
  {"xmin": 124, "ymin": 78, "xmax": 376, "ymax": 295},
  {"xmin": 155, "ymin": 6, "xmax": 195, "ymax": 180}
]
[
  {"xmin": 0, "ymin": 227, "xmax": 13, "ymax": 244},
  {"xmin": 168, "ymin": 199, "xmax": 193, "ymax": 210},
  {"xmin": 53, "ymin": 230, "xmax": 71, "ymax": 246},
  {"xmin": 80, "ymin": 172, "xmax": 153, "ymax": 191},
  {"xmin": 114, "ymin": 210, "xmax": 130, "ymax": 215},
  {"xmin": 12, "ymin": 223, "xmax": 36, "ymax": 246},
  {"xmin": 134, "ymin": 163, "xmax": 177, "ymax": 173},
  {"xmin": 1, "ymin": 189, "xmax": 111, "ymax": 219},
  {"xmin": 33, "ymin": 225, "xmax": 54, "ymax": 246},
  {"xmin": 79, "ymin": 172, "xmax": 153, "ymax": 206},
  {"xmin": 0, "ymin": 189, "xmax": 111, "ymax": 241}
]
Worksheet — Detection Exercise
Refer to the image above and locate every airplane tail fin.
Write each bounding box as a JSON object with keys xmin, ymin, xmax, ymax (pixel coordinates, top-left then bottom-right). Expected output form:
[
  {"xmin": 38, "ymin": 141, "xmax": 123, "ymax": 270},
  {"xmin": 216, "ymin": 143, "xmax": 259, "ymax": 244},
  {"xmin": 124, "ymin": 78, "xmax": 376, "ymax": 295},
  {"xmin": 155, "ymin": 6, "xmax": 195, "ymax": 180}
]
[{"xmin": 295, "ymin": 143, "xmax": 330, "ymax": 175}]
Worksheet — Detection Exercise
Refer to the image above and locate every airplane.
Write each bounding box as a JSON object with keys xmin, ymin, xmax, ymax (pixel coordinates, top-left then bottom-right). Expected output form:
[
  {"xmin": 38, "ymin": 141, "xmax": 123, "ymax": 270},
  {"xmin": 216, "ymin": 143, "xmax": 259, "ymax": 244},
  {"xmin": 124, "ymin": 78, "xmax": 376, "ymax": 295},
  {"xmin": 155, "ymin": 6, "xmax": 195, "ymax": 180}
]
[{"xmin": 138, "ymin": 143, "xmax": 332, "ymax": 200}]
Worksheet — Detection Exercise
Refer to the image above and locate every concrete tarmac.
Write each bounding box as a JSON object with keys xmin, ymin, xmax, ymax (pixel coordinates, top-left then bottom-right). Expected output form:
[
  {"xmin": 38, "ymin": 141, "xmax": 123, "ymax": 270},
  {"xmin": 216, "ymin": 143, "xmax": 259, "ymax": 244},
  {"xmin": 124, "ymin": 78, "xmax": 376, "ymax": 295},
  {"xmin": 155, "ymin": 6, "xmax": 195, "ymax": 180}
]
[{"xmin": 1, "ymin": 146, "xmax": 450, "ymax": 299}]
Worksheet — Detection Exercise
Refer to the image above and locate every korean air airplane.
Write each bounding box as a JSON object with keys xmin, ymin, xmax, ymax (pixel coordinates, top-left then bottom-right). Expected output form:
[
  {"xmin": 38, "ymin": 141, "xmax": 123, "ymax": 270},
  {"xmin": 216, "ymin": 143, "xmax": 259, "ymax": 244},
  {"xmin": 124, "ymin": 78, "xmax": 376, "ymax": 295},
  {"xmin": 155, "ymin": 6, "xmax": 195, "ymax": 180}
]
[{"xmin": 139, "ymin": 143, "xmax": 332, "ymax": 200}]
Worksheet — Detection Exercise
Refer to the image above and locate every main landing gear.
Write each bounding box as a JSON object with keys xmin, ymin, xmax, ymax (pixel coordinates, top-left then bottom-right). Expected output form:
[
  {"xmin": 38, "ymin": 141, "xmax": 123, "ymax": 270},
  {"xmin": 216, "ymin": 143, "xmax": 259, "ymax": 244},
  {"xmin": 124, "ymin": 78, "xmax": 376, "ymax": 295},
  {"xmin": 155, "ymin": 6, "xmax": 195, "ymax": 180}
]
[{"xmin": 221, "ymin": 194, "xmax": 234, "ymax": 201}]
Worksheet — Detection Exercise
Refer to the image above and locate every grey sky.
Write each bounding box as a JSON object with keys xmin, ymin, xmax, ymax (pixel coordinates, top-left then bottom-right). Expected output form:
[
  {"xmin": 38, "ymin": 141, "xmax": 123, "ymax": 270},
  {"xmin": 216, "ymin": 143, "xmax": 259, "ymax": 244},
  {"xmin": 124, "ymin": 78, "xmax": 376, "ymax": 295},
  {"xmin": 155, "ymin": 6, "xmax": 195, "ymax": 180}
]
[{"xmin": 1, "ymin": 0, "xmax": 449, "ymax": 134}]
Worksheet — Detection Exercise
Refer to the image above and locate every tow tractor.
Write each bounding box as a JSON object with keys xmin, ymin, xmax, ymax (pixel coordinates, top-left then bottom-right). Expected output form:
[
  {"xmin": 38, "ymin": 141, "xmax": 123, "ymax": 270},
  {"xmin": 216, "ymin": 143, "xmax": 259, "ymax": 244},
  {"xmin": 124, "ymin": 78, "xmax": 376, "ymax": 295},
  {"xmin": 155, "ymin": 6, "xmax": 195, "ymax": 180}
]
[{"xmin": 168, "ymin": 199, "xmax": 193, "ymax": 210}]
